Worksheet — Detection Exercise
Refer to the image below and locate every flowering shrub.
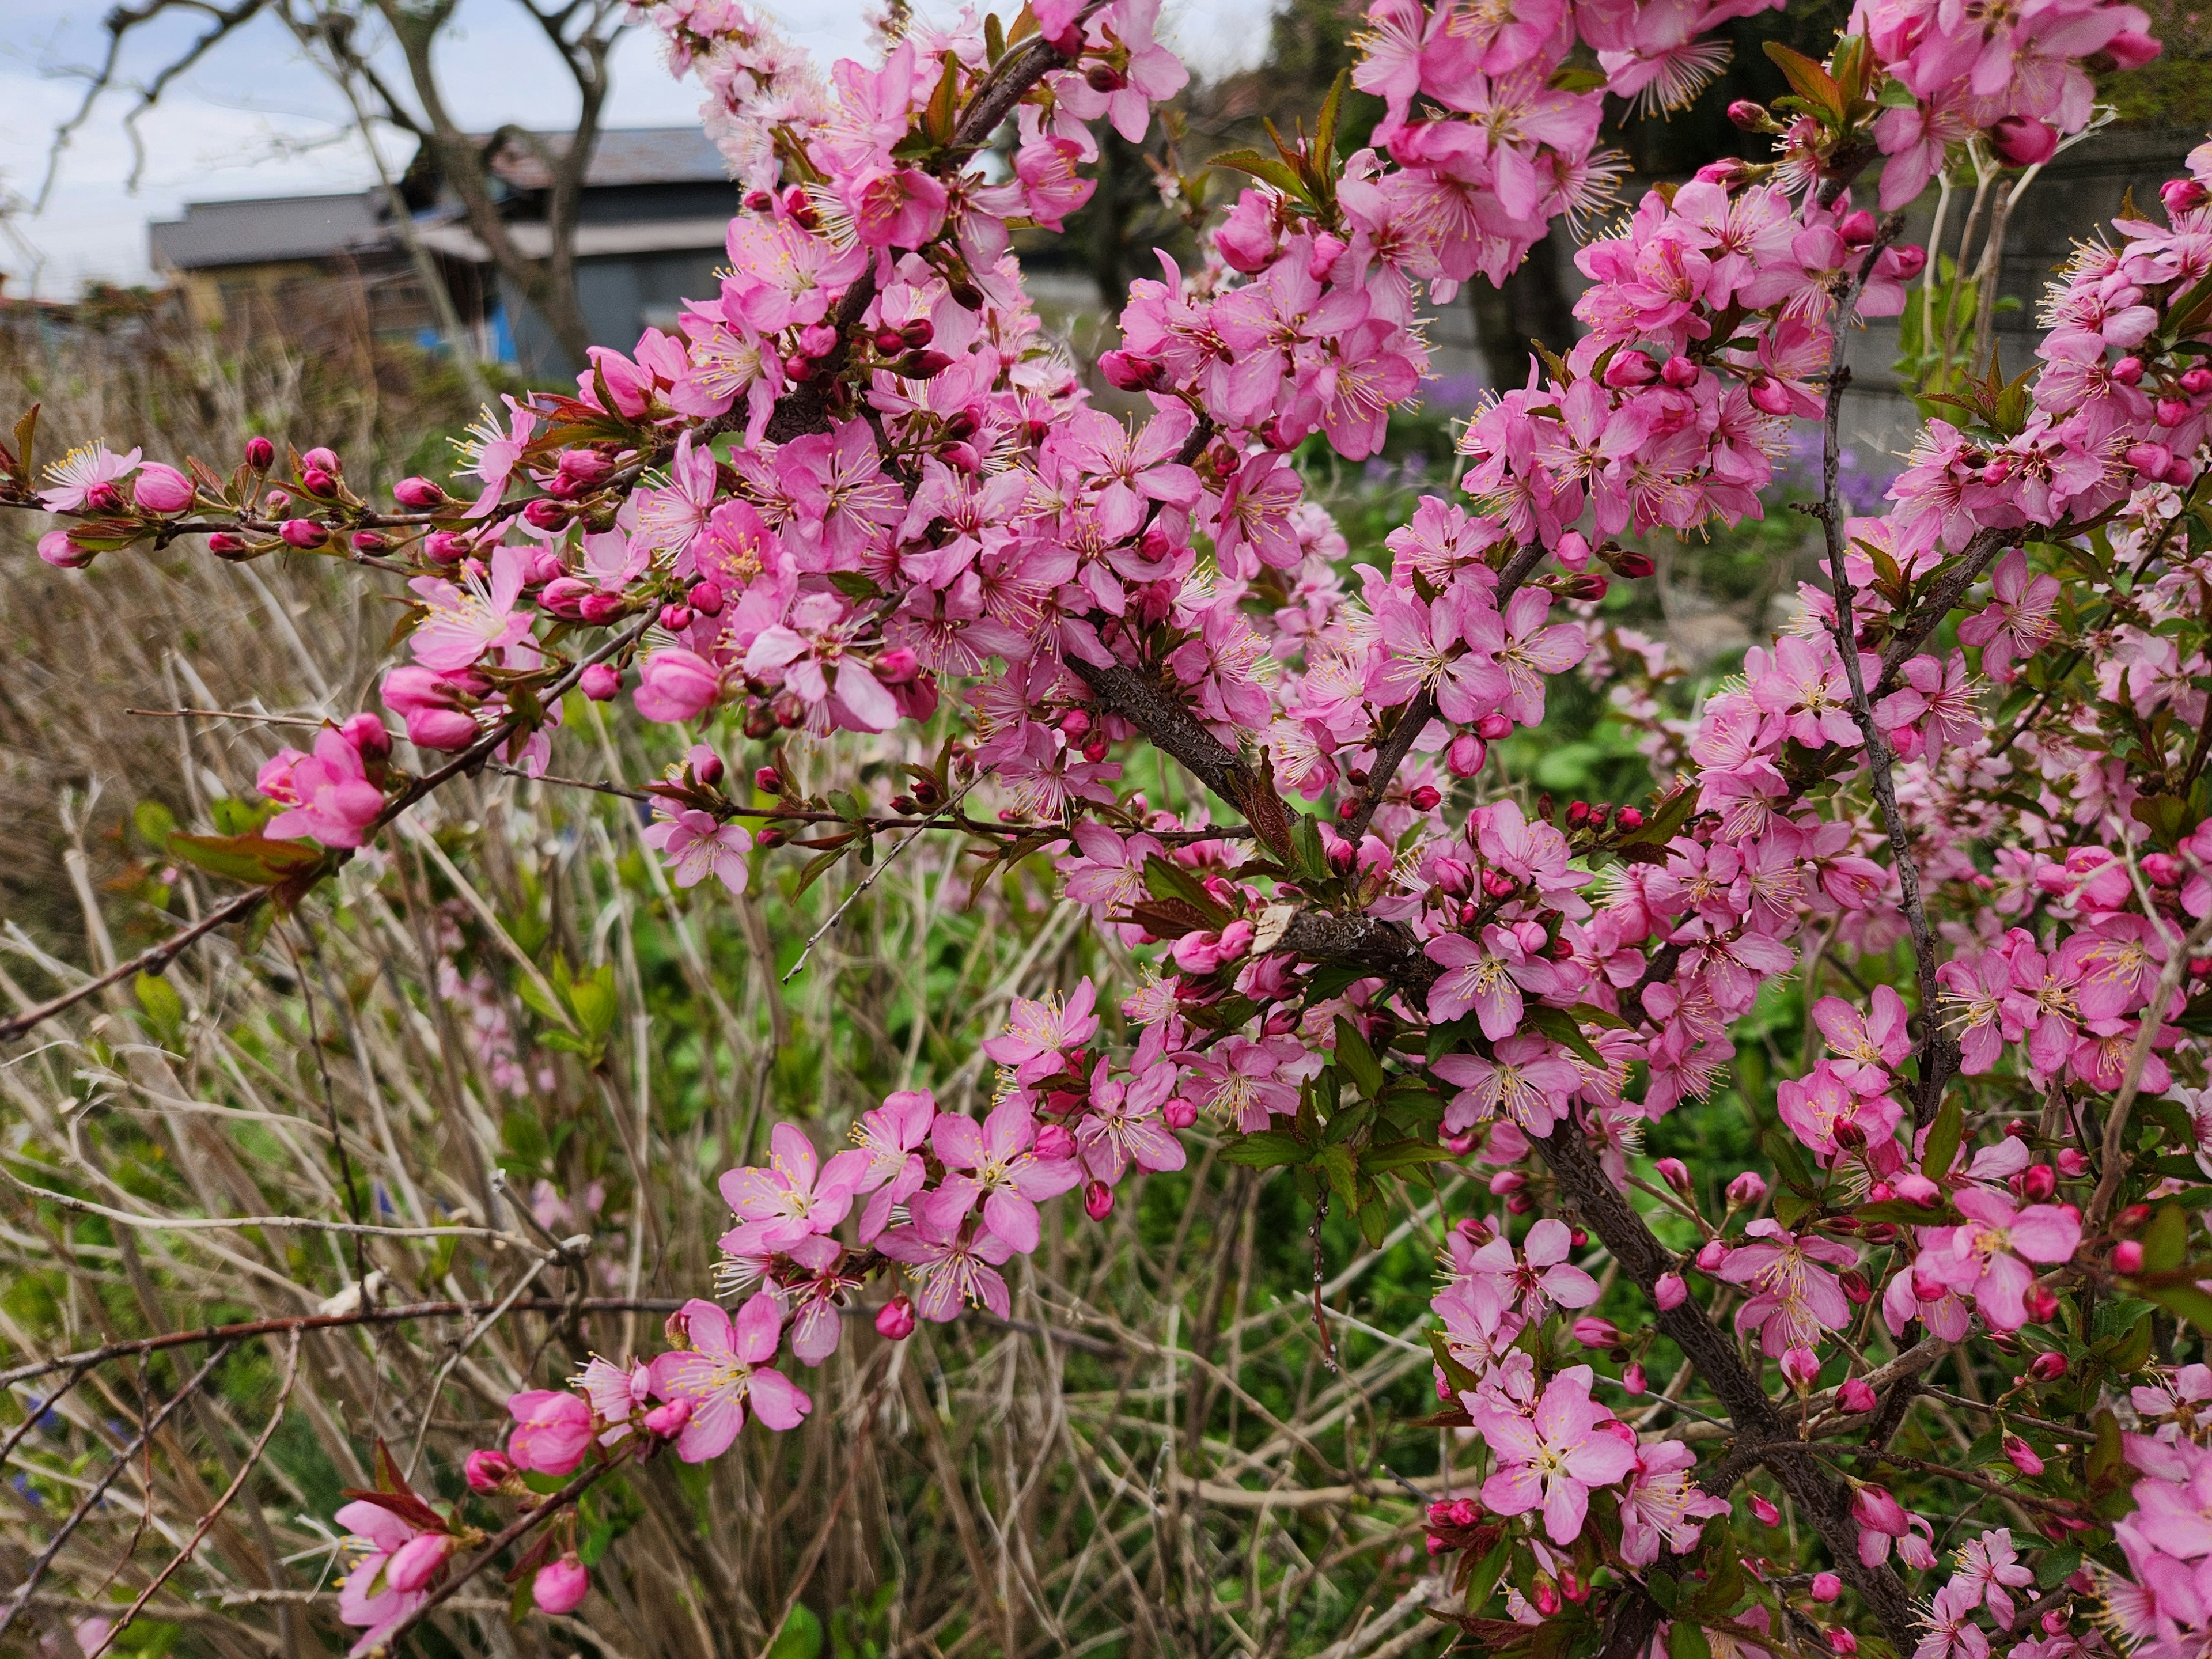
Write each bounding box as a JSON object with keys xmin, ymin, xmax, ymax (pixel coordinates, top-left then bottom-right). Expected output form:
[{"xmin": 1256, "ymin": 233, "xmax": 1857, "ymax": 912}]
[{"xmin": 14, "ymin": 0, "xmax": 2212, "ymax": 1653}]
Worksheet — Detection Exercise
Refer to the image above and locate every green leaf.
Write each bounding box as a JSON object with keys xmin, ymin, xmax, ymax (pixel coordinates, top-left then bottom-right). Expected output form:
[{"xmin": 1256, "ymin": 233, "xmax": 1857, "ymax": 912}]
[
  {"xmin": 1210, "ymin": 148, "xmax": 1309, "ymax": 202},
  {"xmin": 168, "ymin": 831, "xmax": 327, "ymax": 889},
  {"xmin": 1429, "ymin": 1330, "xmax": 1483, "ymax": 1395},
  {"xmin": 1525, "ymin": 1005, "xmax": 1602, "ymax": 1069},
  {"xmin": 1876, "ymin": 75, "xmax": 1919, "ymax": 108},
  {"xmin": 766, "ymin": 1604, "xmax": 824, "ymax": 1659},
  {"xmin": 1357, "ymin": 1195, "xmax": 1388, "ymax": 1247},
  {"xmin": 134, "ymin": 972, "xmax": 185, "ymax": 1045},
  {"xmin": 1364, "ymin": 1139, "xmax": 1457, "ymax": 1175},
  {"xmin": 1774, "ymin": 1189, "xmax": 1815, "ymax": 1229},
  {"xmin": 1763, "ymin": 41, "xmax": 1844, "ymax": 120},
  {"xmin": 1760, "ymin": 1126, "xmax": 1819, "ymax": 1198},
  {"xmin": 1290, "ymin": 812, "xmax": 1331, "ymax": 885},
  {"xmin": 1334, "ymin": 1016, "xmax": 1386, "ymax": 1098},
  {"xmin": 1921, "ymin": 1092, "xmax": 1964, "ymax": 1180},
  {"xmin": 1313, "ymin": 1143, "xmax": 1359, "ymax": 1213},
  {"xmin": 2142, "ymin": 1203, "xmax": 2190, "ymax": 1275},
  {"xmin": 1668, "ymin": 1623, "xmax": 1714, "ymax": 1659},
  {"xmin": 1312, "ymin": 68, "xmax": 1349, "ymax": 167},
  {"xmin": 1547, "ymin": 64, "xmax": 1609, "ymax": 93},
  {"xmin": 828, "ymin": 571, "xmax": 884, "ymax": 601},
  {"xmin": 134, "ymin": 800, "xmax": 178, "ymax": 852},
  {"xmin": 2147, "ymin": 1282, "xmax": 2212, "ymax": 1335},
  {"xmin": 1142, "ymin": 854, "xmax": 1232, "ymax": 926},
  {"xmin": 983, "ymin": 9, "xmax": 1005, "ymax": 62},
  {"xmin": 1221, "ymin": 1131, "xmax": 1311, "ymax": 1169}
]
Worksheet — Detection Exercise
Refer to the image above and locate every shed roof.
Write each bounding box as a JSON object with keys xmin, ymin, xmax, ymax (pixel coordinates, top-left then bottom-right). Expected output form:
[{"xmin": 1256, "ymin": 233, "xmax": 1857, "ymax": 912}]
[
  {"xmin": 148, "ymin": 191, "xmax": 386, "ymax": 272},
  {"xmin": 483, "ymin": 127, "xmax": 729, "ymax": 191}
]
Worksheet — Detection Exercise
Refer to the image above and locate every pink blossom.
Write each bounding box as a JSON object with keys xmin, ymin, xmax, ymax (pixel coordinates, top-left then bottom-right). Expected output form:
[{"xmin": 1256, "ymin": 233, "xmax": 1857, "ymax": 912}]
[
  {"xmin": 1472, "ymin": 1365, "xmax": 1638, "ymax": 1543},
  {"xmin": 648, "ymin": 1293, "xmax": 811, "ymax": 1459}
]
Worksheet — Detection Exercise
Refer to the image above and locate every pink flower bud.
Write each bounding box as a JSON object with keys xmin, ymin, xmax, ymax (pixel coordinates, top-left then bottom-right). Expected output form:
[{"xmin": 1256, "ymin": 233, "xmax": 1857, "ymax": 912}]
[
  {"xmin": 1307, "ymin": 232, "xmax": 1347, "ymax": 280},
  {"xmin": 1488, "ymin": 1170, "xmax": 1526, "ymax": 1195},
  {"xmin": 1164, "ymin": 1099, "xmax": 1198, "ymax": 1130},
  {"xmin": 2003, "ymin": 1434, "xmax": 2044, "ymax": 1476},
  {"xmin": 876, "ymin": 1296, "xmax": 916, "ymax": 1340},
  {"xmin": 1446, "ymin": 734, "xmax": 1487, "ymax": 778},
  {"xmin": 1747, "ymin": 375, "xmax": 1795, "ymax": 416},
  {"xmin": 1533, "ymin": 1582, "xmax": 1560, "ymax": 1617},
  {"xmin": 876, "ymin": 646, "xmax": 921, "ymax": 683},
  {"xmin": 1726, "ymin": 99, "xmax": 1768, "ymax": 130},
  {"xmin": 690, "ymin": 580, "xmax": 725, "ymax": 615},
  {"xmin": 1811, "ymin": 1572, "xmax": 1842, "ymax": 1603},
  {"xmin": 340, "ymin": 713, "xmax": 392, "ymax": 763},
  {"xmin": 2157, "ymin": 398, "xmax": 2189, "ymax": 426},
  {"xmin": 2115, "ymin": 1240, "xmax": 2145, "ymax": 1273},
  {"xmin": 423, "ymin": 529, "xmax": 471, "ymax": 565},
  {"xmin": 464, "ymin": 1449, "xmax": 514, "ymax": 1492},
  {"xmin": 132, "ymin": 462, "xmax": 194, "ymax": 514},
  {"xmin": 1616, "ymin": 806, "xmax": 1645, "ymax": 829},
  {"xmin": 1726, "ymin": 1171, "xmax": 1767, "ymax": 1207},
  {"xmin": 244, "ymin": 436, "xmax": 276, "ymax": 471},
  {"xmin": 1654, "ymin": 1271, "xmax": 1688, "ymax": 1310},
  {"xmin": 1098, "ymin": 350, "xmax": 1165, "ymax": 391},
  {"xmin": 2021, "ymin": 1162, "xmax": 2056, "ymax": 1201},
  {"xmin": 1620, "ymin": 1362, "xmax": 1647, "ymax": 1395},
  {"xmin": 1034, "ymin": 1124, "xmax": 1077, "ymax": 1162},
  {"xmin": 1084, "ymin": 1179, "xmax": 1115, "ymax": 1221},
  {"xmin": 1654, "ymin": 1157, "xmax": 1692, "ymax": 1195},
  {"xmin": 301, "ymin": 446, "xmax": 340, "ymax": 475},
  {"xmin": 2166, "ymin": 179, "xmax": 2211, "ymax": 215},
  {"xmin": 1695, "ymin": 1239, "xmax": 1728, "ymax": 1271},
  {"xmin": 1990, "ymin": 115, "xmax": 2058, "ymax": 167},
  {"xmin": 1831, "ymin": 1631, "xmax": 1858, "ymax": 1655},
  {"xmin": 2023, "ymin": 1284, "xmax": 2059, "ymax": 1323},
  {"xmin": 660, "ymin": 603, "xmax": 694, "ymax": 632},
  {"xmin": 1661, "ymin": 355, "xmax": 1699, "ymax": 388},
  {"xmin": 387, "ymin": 1533, "xmax": 452, "ymax": 1593},
  {"xmin": 279, "ymin": 518, "xmax": 328, "ymax": 549},
  {"xmin": 1781, "ymin": 1346, "xmax": 1820, "ymax": 1391},
  {"xmin": 533, "ymin": 1556, "xmax": 590, "ymax": 1616},
  {"xmin": 1572, "ymin": 1316, "xmax": 1621, "ymax": 1348},
  {"xmin": 579, "ymin": 662, "xmax": 620, "ymax": 702},
  {"xmin": 1889, "ymin": 244, "xmax": 1927, "ymax": 280},
  {"xmin": 1603, "ymin": 351, "xmax": 1658, "ymax": 389},
  {"xmin": 1752, "ymin": 1493, "xmax": 1780, "ymax": 1525},
  {"xmin": 1840, "ymin": 1378, "xmax": 1878, "ymax": 1413},
  {"xmin": 301, "ymin": 467, "xmax": 336, "ymax": 496},
  {"xmin": 643, "ymin": 1397, "xmax": 692, "ymax": 1437},
  {"xmin": 1839, "ymin": 210, "xmax": 1877, "ymax": 247},
  {"xmin": 37, "ymin": 529, "xmax": 94, "ymax": 569},
  {"xmin": 393, "ymin": 475, "xmax": 447, "ymax": 509},
  {"xmin": 2112, "ymin": 355, "xmax": 2145, "ymax": 385},
  {"xmin": 2028, "ymin": 1351, "xmax": 2067, "ymax": 1381},
  {"xmin": 579, "ymin": 591, "xmax": 626, "ymax": 624},
  {"xmin": 2186, "ymin": 368, "xmax": 2212, "ymax": 396}
]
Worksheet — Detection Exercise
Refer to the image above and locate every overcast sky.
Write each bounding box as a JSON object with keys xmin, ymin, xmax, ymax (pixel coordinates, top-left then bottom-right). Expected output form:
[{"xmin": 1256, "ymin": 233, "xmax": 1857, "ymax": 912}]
[{"xmin": 0, "ymin": 0, "xmax": 1272, "ymax": 298}]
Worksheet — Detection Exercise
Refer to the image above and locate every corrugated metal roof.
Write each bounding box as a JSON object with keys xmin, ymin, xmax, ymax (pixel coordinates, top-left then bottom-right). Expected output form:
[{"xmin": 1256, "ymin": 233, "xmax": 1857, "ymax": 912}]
[
  {"xmin": 483, "ymin": 127, "xmax": 730, "ymax": 190},
  {"xmin": 148, "ymin": 192, "xmax": 387, "ymax": 271}
]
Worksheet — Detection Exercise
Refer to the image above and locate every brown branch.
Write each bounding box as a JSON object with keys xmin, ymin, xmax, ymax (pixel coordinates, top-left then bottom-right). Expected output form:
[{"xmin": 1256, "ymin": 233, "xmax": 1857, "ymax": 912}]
[
  {"xmin": 369, "ymin": 1458, "xmax": 616, "ymax": 1653},
  {"xmin": 1535, "ymin": 1123, "xmax": 1919, "ymax": 1650},
  {"xmin": 1815, "ymin": 217, "xmax": 1956, "ymax": 1128}
]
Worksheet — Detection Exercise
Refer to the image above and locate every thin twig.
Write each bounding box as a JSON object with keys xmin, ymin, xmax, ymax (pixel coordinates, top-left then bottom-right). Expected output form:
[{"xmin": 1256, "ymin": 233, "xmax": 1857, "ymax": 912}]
[{"xmin": 85, "ymin": 1331, "xmax": 304, "ymax": 1658}]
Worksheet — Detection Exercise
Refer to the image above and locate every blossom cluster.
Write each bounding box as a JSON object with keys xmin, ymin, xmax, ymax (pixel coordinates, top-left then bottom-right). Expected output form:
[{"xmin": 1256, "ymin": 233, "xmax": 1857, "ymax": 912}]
[{"xmin": 22, "ymin": 0, "xmax": 2212, "ymax": 1651}]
